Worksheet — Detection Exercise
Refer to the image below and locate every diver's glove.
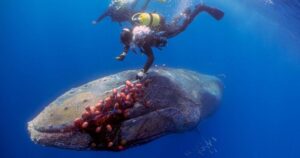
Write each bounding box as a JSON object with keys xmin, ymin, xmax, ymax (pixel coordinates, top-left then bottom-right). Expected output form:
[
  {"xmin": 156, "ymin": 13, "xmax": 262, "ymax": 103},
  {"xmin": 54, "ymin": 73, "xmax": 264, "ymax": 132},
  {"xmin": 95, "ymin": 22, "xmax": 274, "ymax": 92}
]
[
  {"xmin": 136, "ymin": 70, "xmax": 146, "ymax": 80},
  {"xmin": 115, "ymin": 52, "xmax": 127, "ymax": 61}
]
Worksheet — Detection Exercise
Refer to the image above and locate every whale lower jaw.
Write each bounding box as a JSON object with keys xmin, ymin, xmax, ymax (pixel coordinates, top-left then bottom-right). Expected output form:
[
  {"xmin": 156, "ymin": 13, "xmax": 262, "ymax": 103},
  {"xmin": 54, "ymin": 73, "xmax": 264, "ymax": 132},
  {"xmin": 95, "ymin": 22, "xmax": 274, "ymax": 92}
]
[
  {"xmin": 28, "ymin": 119, "xmax": 166, "ymax": 150},
  {"xmin": 28, "ymin": 121, "xmax": 92, "ymax": 150}
]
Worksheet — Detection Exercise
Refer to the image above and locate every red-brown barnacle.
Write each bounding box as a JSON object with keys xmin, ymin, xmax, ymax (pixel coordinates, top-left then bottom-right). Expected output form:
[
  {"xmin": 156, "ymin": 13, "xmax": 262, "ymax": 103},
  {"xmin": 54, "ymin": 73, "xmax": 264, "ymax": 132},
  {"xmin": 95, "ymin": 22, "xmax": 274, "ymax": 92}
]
[
  {"xmin": 95, "ymin": 102, "xmax": 103, "ymax": 109},
  {"xmin": 74, "ymin": 117, "xmax": 83, "ymax": 127},
  {"xmin": 104, "ymin": 115, "xmax": 110, "ymax": 121},
  {"xmin": 116, "ymin": 93, "xmax": 121, "ymax": 100},
  {"xmin": 114, "ymin": 102, "xmax": 120, "ymax": 109},
  {"xmin": 123, "ymin": 109, "xmax": 130, "ymax": 118},
  {"xmin": 113, "ymin": 88, "xmax": 118, "ymax": 95},
  {"xmin": 85, "ymin": 106, "xmax": 91, "ymax": 112},
  {"xmin": 126, "ymin": 93, "xmax": 132, "ymax": 101},
  {"xmin": 117, "ymin": 109, "xmax": 123, "ymax": 114},
  {"xmin": 90, "ymin": 106, "xmax": 96, "ymax": 113},
  {"xmin": 105, "ymin": 97, "xmax": 112, "ymax": 108},
  {"xmin": 125, "ymin": 86, "xmax": 129, "ymax": 93},
  {"xmin": 81, "ymin": 121, "xmax": 89, "ymax": 129},
  {"xmin": 82, "ymin": 111, "xmax": 90, "ymax": 119},
  {"xmin": 95, "ymin": 104, "xmax": 101, "ymax": 110},
  {"xmin": 130, "ymin": 87, "xmax": 137, "ymax": 93},
  {"xmin": 96, "ymin": 100, "xmax": 103, "ymax": 106},
  {"xmin": 107, "ymin": 142, "xmax": 114, "ymax": 148},
  {"xmin": 110, "ymin": 94, "xmax": 115, "ymax": 100},
  {"xmin": 105, "ymin": 97, "xmax": 111, "ymax": 103},
  {"xmin": 94, "ymin": 114, "xmax": 103, "ymax": 122},
  {"xmin": 95, "ymin": 102, "xmax": 100, "ymax": 107},
  {"xmin": 105, "ymin": 103, "xmax": 111, "ymax": 109},
  {"xmin": 120, "ymin": 92, "xmax": 126, "ymax": 100},
  {"xmin": 125, "ymin": 96, "xmax": 133, "ymax": 105},
  {"xmin": 133, "ymin": 93, "xmax": 139, "ymax": 99},
  {"xmin": 136, "ymin": 83, "xmax": 143, "ymax": 89},
  {"xmin": 95, "ymin": 119, "xmax": 104, "ymax": 126},
  {"xmin": 94, "ymin": 110, "xmax": 100, "ymax": 115},
  {"xmin": 95, "ymin": 126, "xmax": 102, "ymax": 133},
  {"xmin": 118, "ymin": 145, "xmax": 124, "ymax": 150},
  {"xmin": 126, "ymin": 80, "xmax": 133, "ymax": 87},
  {"xmin": 106, "ymin": 124, "xmax": 113, "ymax": 132}
]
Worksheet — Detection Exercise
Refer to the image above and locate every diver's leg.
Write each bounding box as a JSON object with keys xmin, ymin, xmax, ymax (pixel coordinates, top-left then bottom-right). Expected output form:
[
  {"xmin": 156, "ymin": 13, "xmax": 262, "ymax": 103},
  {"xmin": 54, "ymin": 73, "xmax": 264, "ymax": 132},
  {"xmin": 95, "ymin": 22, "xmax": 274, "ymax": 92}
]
[
  {"xmin": 196, "ymin": 4, "xmax": 224, "ymax": 21},
  {"xmin": 184, "ymin": 4, "xmax": 224, "ymax": 22},
  {"xmin": 163, "ymin": 4, "xmax": 224, "ymax": 38}
]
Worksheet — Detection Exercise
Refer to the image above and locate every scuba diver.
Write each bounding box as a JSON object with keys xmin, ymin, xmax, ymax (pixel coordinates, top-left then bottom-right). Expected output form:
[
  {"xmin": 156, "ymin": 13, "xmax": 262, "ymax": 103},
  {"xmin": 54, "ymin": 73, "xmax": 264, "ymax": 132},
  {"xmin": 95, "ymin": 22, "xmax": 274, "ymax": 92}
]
[
  {"xmin": 115, "ymin": 3, "xmax": 225, "ymax": 79},
  {"xmin": 93, "ymin": 0, "xmax": 167, "ymax": 25}
]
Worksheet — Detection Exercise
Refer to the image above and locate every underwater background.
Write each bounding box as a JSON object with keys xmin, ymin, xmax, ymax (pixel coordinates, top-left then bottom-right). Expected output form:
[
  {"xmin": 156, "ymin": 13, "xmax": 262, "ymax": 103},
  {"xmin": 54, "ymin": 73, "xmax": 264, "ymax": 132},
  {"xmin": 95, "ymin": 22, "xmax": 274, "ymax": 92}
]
[{"xmin": 1, "ymin": 0, "xmax": 300, "ymax": 157}]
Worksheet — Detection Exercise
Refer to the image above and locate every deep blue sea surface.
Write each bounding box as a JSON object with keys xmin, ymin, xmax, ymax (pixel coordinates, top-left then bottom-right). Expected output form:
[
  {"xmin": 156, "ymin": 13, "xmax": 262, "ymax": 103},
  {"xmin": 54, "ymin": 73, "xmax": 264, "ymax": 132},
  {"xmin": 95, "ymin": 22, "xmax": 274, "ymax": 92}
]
[{"xmin": 1, "ymin": 0, "xmax": 300, "ymax": 157}]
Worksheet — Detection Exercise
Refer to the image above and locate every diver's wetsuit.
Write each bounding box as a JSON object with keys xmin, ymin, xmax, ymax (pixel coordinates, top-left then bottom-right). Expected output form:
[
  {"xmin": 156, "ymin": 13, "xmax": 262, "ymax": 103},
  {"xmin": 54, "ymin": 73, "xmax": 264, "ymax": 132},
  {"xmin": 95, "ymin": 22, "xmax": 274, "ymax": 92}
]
[
  {"xmin": 120, "ymin": 44, "xmax": 155, "ymax": 74},
  {"xmin": 94, "ymin": 0, "xmax": 152, "ymax": 24},
  {"xmin": 141, "ymin": 4, "xmax": 224, "ymax": 72},
  {"xmin": 118, "ymin": 4, "xmax": 224, "ymax": 74},
  {"xmin": 119, "ymin": 29, "xmax": 165, "ymax": 73},
  {"xmin": 161, "ymin": 4, "xmax": 224, "ymax": 38}
]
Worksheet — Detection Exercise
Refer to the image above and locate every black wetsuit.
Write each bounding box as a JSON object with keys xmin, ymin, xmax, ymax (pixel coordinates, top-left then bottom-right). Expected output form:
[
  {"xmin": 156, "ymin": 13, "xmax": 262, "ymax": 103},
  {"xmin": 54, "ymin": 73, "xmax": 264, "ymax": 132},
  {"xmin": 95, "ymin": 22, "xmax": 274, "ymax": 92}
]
[
  {"xmin": 120, "ymin": 31, "xmax": 163, "ymax": 73},
  {"xmin": 162, "ymin": 4, "xmax": 222, "ymax": 38},
  {"xmin": 120, "ymin": 4, "xmax": 224, "ymax": 73},
  {"xmin": 95, "ymin": 0, "xmax": 152, "ymax": 23}
]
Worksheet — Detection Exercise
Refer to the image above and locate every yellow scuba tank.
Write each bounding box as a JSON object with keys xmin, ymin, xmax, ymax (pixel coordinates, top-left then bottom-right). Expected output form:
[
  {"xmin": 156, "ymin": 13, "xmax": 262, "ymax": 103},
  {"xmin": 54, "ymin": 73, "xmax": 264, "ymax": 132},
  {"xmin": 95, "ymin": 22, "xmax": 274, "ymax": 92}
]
[{"xmin": 132, "ymin": 12, "xmax": 161, "ymax": 27}]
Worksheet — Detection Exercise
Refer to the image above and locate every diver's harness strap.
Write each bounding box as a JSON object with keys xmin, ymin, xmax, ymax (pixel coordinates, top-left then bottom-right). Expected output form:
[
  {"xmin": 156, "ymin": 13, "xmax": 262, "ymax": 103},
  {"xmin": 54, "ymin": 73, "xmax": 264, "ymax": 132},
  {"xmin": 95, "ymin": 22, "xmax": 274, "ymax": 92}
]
[{"xmin": 149, "ymin": 13, "xmax": 154, "ymax": 27}]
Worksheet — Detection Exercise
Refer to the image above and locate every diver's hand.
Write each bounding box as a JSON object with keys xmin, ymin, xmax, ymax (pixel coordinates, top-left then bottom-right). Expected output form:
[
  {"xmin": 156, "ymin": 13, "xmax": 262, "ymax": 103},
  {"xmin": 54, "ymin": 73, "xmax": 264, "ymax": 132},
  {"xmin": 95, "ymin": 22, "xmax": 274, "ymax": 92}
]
[
  {"xmin": 136, "ymin": 70, "xmax": 146, "ymax": 80},
  {"xmin": 115, "ymin": 52, "xmax": 126, "ymax": 61}
]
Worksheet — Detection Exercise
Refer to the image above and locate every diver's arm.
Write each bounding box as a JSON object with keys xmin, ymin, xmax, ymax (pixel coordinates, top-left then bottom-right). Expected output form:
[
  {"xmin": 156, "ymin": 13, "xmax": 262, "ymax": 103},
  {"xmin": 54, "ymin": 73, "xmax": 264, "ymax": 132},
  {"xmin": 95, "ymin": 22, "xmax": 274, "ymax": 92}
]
[
  {"xmin": 116, "ymin": 45, "xmax": 130, "ymax": 61},
  {"xmin": 123, "ymin": 45, "xmax": 130, "ymax": 54},
  {"xmin": 92, "ymin": 11, "xmax": 109, "ymax": 24},
  {"xmin": 142, "ymin": 45, "xmax": 154, "ymax": 73}
]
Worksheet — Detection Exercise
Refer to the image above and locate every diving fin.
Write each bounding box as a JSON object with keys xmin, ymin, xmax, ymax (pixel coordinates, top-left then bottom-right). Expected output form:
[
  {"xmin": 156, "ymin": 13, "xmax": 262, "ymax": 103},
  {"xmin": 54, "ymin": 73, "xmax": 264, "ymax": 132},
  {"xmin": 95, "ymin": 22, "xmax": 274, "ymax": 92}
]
[{"xmin": 205, "ymin": 7, "xmax": 224, "ymax": 21}]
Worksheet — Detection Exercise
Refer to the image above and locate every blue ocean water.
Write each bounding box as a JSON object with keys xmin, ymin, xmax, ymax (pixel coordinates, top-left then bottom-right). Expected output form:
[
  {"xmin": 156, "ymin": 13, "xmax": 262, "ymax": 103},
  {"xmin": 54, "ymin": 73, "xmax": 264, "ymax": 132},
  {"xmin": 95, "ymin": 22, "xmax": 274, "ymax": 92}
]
[{"xmin": 1, "ymin": 0, "xmax": 300, "ymax": 157}]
